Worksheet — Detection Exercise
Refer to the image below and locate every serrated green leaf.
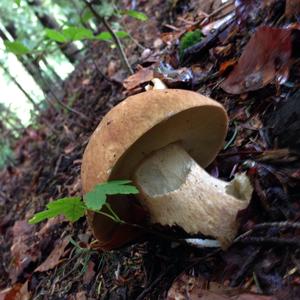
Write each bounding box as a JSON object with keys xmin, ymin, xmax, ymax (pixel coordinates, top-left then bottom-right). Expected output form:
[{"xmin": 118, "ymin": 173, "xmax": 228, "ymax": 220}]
[
  {"xmin": 62, "ymin": 26, "xmax": 94, "ymax": 41},
  {"xmin": 45, "ymin": 28, "xmax": 67, "ymax": 43},
  {"xmin": 28, "ymin": 197, "xmax": 85, "ymax": 224},
  {"xmin": 83, "ymin": 181, "xmax": 139, "ymax": 211},
  {"xmin": 95, "ymin": 31, "xmax": 128, "ymax": 41},
  {"xmin": 122, "ymin": 10, "xmax": 148, "ymax": 21},
  {"xmin": 4, "ymin": 41, "xmax": 30, "ymax": 55}
]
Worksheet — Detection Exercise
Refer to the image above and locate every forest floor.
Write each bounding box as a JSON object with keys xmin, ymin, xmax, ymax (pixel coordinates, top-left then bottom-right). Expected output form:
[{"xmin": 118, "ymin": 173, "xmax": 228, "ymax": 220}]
[{"xmin": 1, "ymin": 0, "xmax": 300, "ymax": 299}]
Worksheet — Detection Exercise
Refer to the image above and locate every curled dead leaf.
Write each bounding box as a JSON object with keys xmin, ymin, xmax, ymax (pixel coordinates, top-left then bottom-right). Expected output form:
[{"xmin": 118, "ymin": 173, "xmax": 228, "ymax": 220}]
[
  {"xmin": 221, "ymin": 27, "xmax": 292, "ymax": 94},
  {"xmin": 167, "ymin": 273, "xmax": 274, "ymax": 300},
  {"xmin": 34, "ymin": 236, "xmax": 70, "ymax": 273},
  {"xmin": 0, "ymin": 281, "xmax": 30, "ymax": 300},
  {"xmin": 123, "ymin": 68, "xmax": 154, "ymax": 90}
]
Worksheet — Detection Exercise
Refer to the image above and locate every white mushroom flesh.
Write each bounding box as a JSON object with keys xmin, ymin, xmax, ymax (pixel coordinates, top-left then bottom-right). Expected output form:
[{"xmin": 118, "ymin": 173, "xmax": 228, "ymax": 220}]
[{"xmin": 134, "ymin": 143, "xmax": 253, "ymax": 249}]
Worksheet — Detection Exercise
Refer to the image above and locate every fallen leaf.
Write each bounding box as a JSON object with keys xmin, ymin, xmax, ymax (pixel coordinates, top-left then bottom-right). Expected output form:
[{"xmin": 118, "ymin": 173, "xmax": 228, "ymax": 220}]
[
  {"xmin": 34, "ymin": 236, "xmax": 70, "ymax": 272},
  {"xmin": 285, "ymin": 0, "xmax": 300, "ymax": 19},
  {"xmin": 9, "ymin": 221, "xmax": 40, "ymax": 283},
  {"xmin": 123, "ymin": 67, "xmax": 154, "ymax": 90},
  {"xmin": 167, "ymin": 273, "xmax": 274, "ymax": 300},
  {"xmin": 75, "ymin": 291, "xmax": 86, "ymax": 300},
  {"xmin": 83, "ymin": 261, "xmax": 95, "ymax": 285},
  {"xmin": 0, "ymin": 281, "xmax": 30, "ymax": 300},
  {"xmin": 219, "ymin": 59, "xmax": 238, "ymax": 75},
  {"xmin": 221, "ymin": 27, "xmax": 292, "ymax": 94}
]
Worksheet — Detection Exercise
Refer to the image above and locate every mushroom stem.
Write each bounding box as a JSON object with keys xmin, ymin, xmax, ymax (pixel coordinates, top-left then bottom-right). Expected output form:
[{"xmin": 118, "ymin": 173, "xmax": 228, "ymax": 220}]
[{"xmin": 133, "ymin": 143, "xmax": 252, "ymax": 249}]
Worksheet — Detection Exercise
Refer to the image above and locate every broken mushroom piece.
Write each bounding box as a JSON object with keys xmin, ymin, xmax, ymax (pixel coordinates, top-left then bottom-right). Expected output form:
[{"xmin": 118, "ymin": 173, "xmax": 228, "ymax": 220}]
[{"xmin": 81, "ymin": 89, "xmax": 253, "ymax": 250}]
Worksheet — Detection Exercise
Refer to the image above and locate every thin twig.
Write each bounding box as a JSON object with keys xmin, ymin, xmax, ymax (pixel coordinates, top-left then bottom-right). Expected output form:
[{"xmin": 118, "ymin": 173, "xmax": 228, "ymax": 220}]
[
  {"xmin": 84, "ymin": 0, "xmax": 133, "ymax": 74},
  {"xmin": 234, "ymin": 221, "xmax": 300, "ymax": 243},
  {"xmin": 236, "ymin": 236, "xmax": 300, "ymax": 247},
  {"xmin": 136, "ymin": 266, "xmax": 172, "ymax": 300},
  {"xmin": 198, "ymin": 0, "xmax": 235, "ymax": 26},
  {"xmin": 230, "ymin": 247, "xmax": 261, "ymax": 287}
]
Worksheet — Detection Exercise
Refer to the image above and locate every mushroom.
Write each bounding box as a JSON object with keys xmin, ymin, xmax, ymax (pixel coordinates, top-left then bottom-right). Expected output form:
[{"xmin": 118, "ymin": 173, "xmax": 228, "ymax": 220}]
[{"xmin": 81, "ymin": 89, "xmax": 253, "ymax": 250}]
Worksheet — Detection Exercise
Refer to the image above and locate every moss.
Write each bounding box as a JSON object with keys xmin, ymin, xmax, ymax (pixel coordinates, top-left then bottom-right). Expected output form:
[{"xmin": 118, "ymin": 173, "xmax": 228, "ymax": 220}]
[{"xmin": 179, "ymin": 29, "xmax": 203, "ymax": 58}]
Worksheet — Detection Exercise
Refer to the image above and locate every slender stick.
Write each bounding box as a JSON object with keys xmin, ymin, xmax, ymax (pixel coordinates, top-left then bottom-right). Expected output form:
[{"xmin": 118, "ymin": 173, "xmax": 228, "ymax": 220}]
[{"xmin": 84, "ymin": 0, "xmax": 134, "ymax": 74}]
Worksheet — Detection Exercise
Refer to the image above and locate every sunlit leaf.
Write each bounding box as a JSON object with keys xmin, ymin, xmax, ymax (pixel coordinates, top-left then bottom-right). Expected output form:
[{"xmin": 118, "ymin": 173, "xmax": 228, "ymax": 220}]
[
  {"xmin": 15, "ymin": 0, "xmax": 21, "ymax": 6},
  {"xmin": 121, "ymin": 9, "xmax": 148, "ymax": 21},
  {"xmin": 83, "ymin": 181, "xmax": 139, "ymax": 211},
  {"xmin": 4, "ymin": 41, "xmax": 30, "ymax": 55},
  {"xmin": 95, "ymin": 31, "xmax": 128, "ymax": 41},
  {"xmin": 62, "ymin": 26, "xmax": 94, "ymax": 41},
  {"xmin": 81, "ymin": 8, "xmax": 94, "ymax": 22},
  {"xmin": 28, "ymin": 197, "xmax": 85, "ymax": 224},
  {"xmin": 99, "ymin": 1, "xmax": 115, "ymax": 18},
  {"xmin": 45, "ymin": 28, "xmax": 67, "ymax": 43}
]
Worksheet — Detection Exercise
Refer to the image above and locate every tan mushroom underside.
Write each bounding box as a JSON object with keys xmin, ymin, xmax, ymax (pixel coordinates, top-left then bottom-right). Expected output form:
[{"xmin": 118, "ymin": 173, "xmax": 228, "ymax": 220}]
[{"xmin": 81, "ymin": 89, "xmax": 228, "ymax": 249}]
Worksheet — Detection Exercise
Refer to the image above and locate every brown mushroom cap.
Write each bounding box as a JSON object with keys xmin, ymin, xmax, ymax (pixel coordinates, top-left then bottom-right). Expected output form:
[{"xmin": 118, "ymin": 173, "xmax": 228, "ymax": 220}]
[{"xmin": 81, "ymin": 89, "xmax": 228, "ymax": 250}]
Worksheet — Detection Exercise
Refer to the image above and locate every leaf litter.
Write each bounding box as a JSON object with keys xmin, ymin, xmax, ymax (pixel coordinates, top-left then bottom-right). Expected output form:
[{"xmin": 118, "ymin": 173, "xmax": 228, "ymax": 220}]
[{"xmin": 1, "ymin": 0, "xmax": 300, "ymax": 298}]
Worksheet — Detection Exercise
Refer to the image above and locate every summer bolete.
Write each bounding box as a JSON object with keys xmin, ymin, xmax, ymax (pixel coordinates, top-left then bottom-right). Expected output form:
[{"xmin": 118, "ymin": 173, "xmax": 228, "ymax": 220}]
[{"xmin": 81, "ymin": 89, "xmax": 252, "ymax": 250}]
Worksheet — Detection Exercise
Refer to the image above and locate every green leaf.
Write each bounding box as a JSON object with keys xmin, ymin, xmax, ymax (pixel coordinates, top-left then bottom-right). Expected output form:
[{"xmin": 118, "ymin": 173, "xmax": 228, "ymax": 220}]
[
  {"xmin": 62, "ymin": 26, "xmax": 94, "ymax": 41},
  {"xmin": 45, "ymin": 28, "xmax": 67, "ymax": 43},
  {"xmin": 98, "ymin": 1, "xmax": 114, "ymax": 18},
  {"xmin": 81, "ymin": 9, "xmax": 94, "ymax": 23},
  {"xmin": 15, "ymin": 0, "xmax": 21, "ymax": 6},
  {"xmin": 95, "ymin": 31, "xmax": 128, "ymax": 41},
  {"xmin": 4, "ymin": 41, "xmax": 30, "ymax": 55},
  {"xmin": 28, "ymin": 197, "xmax": 85, "ymax": 224},
  {"xmin": 83, "ymin": 181, "xmax": 139, "ymax": 211},
  {"xmin": 122, "ymin": 10, "xmax": 148, "ymax": 21}
]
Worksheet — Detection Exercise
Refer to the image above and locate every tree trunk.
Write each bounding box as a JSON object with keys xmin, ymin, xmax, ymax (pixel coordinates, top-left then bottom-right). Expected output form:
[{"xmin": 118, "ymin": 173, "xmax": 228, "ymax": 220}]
[
  {"xmin": 0, "ymin": 25, "xmax": 54, "ymax": 95},
  {"xmin": 27, "ymin": 0, "xmax": 80, "ymax": 63}
]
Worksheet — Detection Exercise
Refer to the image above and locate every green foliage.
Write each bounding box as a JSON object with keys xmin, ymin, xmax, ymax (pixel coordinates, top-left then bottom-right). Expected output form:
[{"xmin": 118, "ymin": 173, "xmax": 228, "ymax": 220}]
[
  {"xmin": 179, "ymin": 30, "xmax": 203, "ymax": 58},
  {"xmin": 4, "ymin": 41, "xmax": 30, "ymax": 55},
  {"xmin": 45, "ymin": 28, "xmax": 67, "ymax": 43},
  {"xmin": 29, "ymin": 197, "xmax": 85, "ymax": 224},
  {"xmin": 29, "ymin": 181, "xmax": 139, "ymax": 224},
  {"xmin": 84, "ymin": 180, "xmax": 139, "ymax": 211},
  {"xmin": 45, "ymin": 26, "xmax": 128, "ymax": 43},
  {"xmin": 62, "ymin": 26, "xmax": 94, "ymax": 41},
  {"xmin": 15, "ymin": 0, "xmax": 21, "ymax": 6},
  {"xmin": 0, "ymin": 142, "xmax": 13, "ymax": 169},
  {"xmin": 81, "ymin": 9, "xmax": 94, "ymax": 23},
  {"xmin": 120, "ymin": 10, "xmax": 148, "ymax": 21},
  {"xmin": 98, "ymin": 1, "xmax": 115, "ymax": 18},
  {"xmin": 95, "ymin": 31, "xmax": 128, "ymax": 41}
]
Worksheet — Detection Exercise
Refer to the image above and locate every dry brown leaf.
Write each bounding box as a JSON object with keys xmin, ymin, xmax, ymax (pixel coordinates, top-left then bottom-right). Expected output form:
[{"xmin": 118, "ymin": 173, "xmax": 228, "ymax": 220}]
[
  {"xmin": 34, "ymin": 236, "xmax": 70, "ymax": 273},
  {"xmin": 123, "ymin": 68, "xmax": 154, "ymax": 90},
  {"xmin": 9, "ymin": 221, "xmax": 40, "ymax": 283},
  {"xmin": 219, "ymin": 59, "xmax": 238, "ymax": 75},
  {"xmin": 75, "ymin": 291, "xmax": 87, "ymax": 300},
  {"xmin": 83, "ymin": 261, "xmax": 95, "ymax": 285},
  {"xmin": 285, "ymin": 0, "xmax": 300, "ymax": 18},
  {"xmin": 167, "ymin": 273, "xmax": 274, "ymax": 300},
  {"xmin": 0, "ymin": 281, "xmax": 30, "ymax": 300},
  {"xmin": 221, "ymin": 27, "xmax": 292, "ymax": 94}
]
